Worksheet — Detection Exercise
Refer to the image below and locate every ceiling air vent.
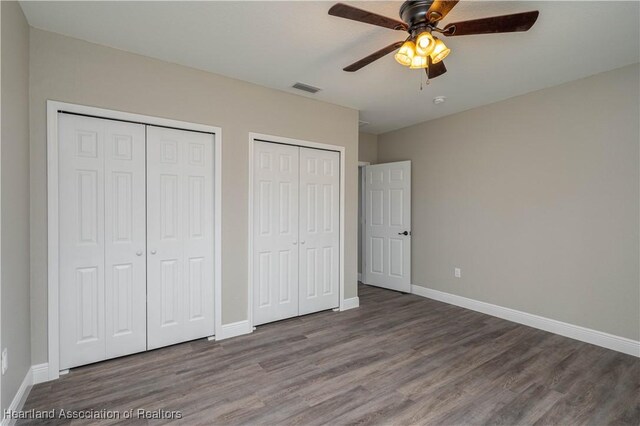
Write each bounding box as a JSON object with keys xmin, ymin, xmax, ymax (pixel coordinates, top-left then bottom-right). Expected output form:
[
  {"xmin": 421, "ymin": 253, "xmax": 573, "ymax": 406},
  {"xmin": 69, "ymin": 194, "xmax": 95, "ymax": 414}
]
[
  {"xmin": 359, "ymin": 120, "xmax": 370, "ymax": 127},
  {"xmin": 292, "ymin": 82, "xmax": 321, "ymax": 94}
]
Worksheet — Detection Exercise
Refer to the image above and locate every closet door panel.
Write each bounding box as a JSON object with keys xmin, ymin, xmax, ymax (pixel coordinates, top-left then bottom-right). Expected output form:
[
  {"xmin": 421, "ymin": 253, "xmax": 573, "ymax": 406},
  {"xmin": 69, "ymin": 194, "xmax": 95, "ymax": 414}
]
[
  {"xmin": 104, "ymin": 120, "xmax": 147, "ymax": 358},
  {"xmin": 59, "ymin": 114, "xmax": 146, "ymax": 369},
  {"xmin": 299, "ymin": 148, "xmax": 340, "ymax": 315},
  {"xmin": 147, "ymin": 126, "xmax": 214, "ymax": 349},
  {"xmin": 184, "ymin": 138, "xmax": 214, "ymax": 326},
  {"xmin": 58, "ymin": 114, "xmax": 106, "ymax": 369},
  {"xmin": 253, "ymin": 141, "xmax": 299, "ymax": 326},
  {"xmin": 59, "ymin": 113, "xmax": 106, "ymax": 369}
]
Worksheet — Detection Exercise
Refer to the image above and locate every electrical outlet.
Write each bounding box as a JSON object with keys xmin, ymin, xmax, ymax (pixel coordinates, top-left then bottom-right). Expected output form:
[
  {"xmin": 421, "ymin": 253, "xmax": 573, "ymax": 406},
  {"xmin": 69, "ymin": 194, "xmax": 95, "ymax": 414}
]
[
  {"xmin": 1, "ymin": 348, "xmax": 7, "ymax": 375},
  {"xmin": 454, "ymin": 267, "xmax": 461, "ymax": 278}
]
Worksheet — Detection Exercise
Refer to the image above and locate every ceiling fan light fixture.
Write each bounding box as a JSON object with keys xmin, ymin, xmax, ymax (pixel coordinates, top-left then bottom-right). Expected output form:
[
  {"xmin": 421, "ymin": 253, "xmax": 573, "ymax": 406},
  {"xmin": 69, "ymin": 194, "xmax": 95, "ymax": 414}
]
[
  {"xmin": 328, "ymin": 2, "xmax": 539, "ymax": 79},
  {"xmin": 430, "ymin": 38, "xmax": 451, "ymax": 64},
  {"xmin": 394, "ymin": 40, "xmax": 416, "ymax": 66},
  {"xmin": 415, "ymin": 30, "xmax": 435, "ymax": 56},
  {"xmin": 409, "ymin": 54, "xmax": 428, "ymax": 69}
]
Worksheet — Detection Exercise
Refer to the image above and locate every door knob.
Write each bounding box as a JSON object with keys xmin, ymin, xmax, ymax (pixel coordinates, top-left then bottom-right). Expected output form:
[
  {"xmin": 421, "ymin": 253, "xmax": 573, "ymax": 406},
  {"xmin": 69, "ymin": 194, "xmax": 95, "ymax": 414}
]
[
  {"xmin": 293, "ymin": 242, "xmax": 298, "ymax": 245},
  {"xmin": 150, "ymin": 250, "xmax": 157, "ymax": 255},
  {"xmin": 398, "ymin": 231, "xmax": 409, "ymax": 236},
  {"xmin": 300, "ymin": 241, "xmax": 306, "ymax": 245},
  {"xmin": 136, "ymin": 251, "xmax": 143, "ymax": 256}
]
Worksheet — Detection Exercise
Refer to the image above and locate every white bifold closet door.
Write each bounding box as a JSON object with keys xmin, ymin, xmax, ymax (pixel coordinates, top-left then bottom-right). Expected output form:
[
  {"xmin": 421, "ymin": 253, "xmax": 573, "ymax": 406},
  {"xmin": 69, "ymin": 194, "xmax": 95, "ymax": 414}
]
[
  {"xmin": 253, "ymin": 141, "xmax": 339, "ymax": 326},
  {"xmin": 253, "ymin": 142, "xmax": 300, "ymax": 326},
  {"xmin": 59, "ymin": 114, "xmax": 147, "ymax": 370},
  {"xmin": 146, "ymin": 126, "xmax": 215, "ymax": 349},
  {"xmin": 298, "ymin": 147, "xmax": 340, "ymax": 315}
]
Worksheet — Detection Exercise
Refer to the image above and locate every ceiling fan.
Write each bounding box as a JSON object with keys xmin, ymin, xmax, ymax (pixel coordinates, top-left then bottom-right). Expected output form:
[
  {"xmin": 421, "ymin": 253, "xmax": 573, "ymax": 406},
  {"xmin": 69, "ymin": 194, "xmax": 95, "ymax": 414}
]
[{"xmin": 328, "ymin": 1, "xmax": 539, "ymax": 79}]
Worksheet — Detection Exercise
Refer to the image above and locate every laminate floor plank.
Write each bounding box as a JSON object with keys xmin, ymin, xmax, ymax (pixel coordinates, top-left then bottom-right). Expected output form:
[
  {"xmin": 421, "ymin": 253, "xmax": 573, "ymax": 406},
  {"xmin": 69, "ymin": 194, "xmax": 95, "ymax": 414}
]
[{"xmin": 20, "ymin": 284, "xmax": 639, "ymax": 425}]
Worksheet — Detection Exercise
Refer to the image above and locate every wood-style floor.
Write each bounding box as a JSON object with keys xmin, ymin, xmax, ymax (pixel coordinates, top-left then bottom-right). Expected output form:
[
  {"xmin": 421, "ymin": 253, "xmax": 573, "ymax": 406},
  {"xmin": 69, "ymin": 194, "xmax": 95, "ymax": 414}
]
[{"xmin": 23, "ymin": 284, "xmax": 639, "ymax": 425}]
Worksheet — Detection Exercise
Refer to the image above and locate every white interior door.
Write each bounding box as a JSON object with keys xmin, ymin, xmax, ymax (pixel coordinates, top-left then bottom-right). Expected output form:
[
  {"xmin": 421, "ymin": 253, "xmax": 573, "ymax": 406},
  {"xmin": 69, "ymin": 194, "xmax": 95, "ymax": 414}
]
[
  {"xmin": 364, "ymin": 161, "xmax": 411, "ymax": 292},
  {"xmin": 299, "ymin": 148, "xmax": 340, "ymax": 315},
  {"xmin": 253, "ymin": 141, "xmax": 300, "ymax": 326},
  {"xmin": 59, "ymin": 114, "xmax": 146, "ymax": 369},
  {"xmin": 146, "ymin": 126, "xmax": 214, "ymax": 349}
]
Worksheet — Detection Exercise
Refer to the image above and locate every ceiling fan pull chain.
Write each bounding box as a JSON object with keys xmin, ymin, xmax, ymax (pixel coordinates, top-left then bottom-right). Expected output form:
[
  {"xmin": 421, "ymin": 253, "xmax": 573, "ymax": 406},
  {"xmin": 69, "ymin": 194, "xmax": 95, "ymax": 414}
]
[{"xmin": 420, "ymin": 70, "xmax": 430, "ymax": 91}]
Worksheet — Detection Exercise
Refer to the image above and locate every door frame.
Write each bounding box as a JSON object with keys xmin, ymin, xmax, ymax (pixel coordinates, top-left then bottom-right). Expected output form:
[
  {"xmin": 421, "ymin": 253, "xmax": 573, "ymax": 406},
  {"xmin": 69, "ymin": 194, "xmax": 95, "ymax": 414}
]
[
  {"xmin": 247, "ymin": 133, "xmax": 346, "ymax": 329},
  {"xmin": 0, "ymin": 4, "xmax": 3, "ymax": 404},
  {"xmin": 46, "ymin": 100, "xmax": 222, "ymax": 381},
  {"xmin": 358, "ymin": 162, "xmax": 370, "ymax": 283}
]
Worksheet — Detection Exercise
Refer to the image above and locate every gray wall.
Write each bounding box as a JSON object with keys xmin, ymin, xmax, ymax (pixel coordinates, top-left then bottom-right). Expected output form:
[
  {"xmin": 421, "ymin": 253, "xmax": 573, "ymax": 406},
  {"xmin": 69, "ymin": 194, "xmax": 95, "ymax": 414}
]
[
  {"xmin": 29, "ymin": 29, "xmax": 359, "ymax": 365},
  {"xmin": 1, "ymin": 1, "xmax": 31, "ymax": 412},
  {"xmin": 378, "ymin": 64, "xmax": 640, "ymax": 341},
  {"xmin": 358, "ymin": 132, "xmax": 378, "ymax": 275}
]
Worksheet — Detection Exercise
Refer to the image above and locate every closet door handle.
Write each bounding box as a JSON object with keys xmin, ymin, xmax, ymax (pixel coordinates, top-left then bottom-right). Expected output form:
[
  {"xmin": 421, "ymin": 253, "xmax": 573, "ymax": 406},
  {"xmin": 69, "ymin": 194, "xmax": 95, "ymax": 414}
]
[
  {"xmin": 293, "ymin": 242, "xmax": 298, "ymax": 245},
  {"xmin": 300, "ymin": 241, "xmax": 306, "ymax": 245},
  {"xmin": 136, "ymin": 250, "xmax": 143, "ymax": 256},
  {"xmin": 150, "ymin": 250, "xmax": 157, "ymax": 255}
]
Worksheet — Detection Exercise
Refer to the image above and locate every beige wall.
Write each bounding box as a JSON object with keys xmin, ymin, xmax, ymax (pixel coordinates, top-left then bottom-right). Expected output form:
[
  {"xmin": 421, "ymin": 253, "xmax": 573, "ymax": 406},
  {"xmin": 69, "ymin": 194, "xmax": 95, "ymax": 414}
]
[
  {"xmin": 378, "ymin": 64, "xmax": 640, "ymax": 340},
  {"xmin": 1, "ymin": 1, "xmax": 31, "ymax": 412},
  {"xmin": 29, "ymin": 29, "xmax": 359, "ymax": 364},
  {"xmin": 358, "ymin": 132, "xmax": 378, "ymax": 164}
]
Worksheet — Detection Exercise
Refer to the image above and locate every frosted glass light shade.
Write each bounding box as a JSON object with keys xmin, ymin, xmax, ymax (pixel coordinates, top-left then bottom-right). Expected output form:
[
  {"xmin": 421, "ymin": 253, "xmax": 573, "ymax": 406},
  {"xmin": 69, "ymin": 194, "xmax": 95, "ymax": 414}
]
[
  {"xmin": 395, "ymin": 41, "xmax": 416, "ymax": 66},
  {"xmin": 430, "ymin": 38, "xmax": 451, "ymax": 64},
  {"xmin": 415, "ymin": 31, "xmax": 435, "ymax": 56}
]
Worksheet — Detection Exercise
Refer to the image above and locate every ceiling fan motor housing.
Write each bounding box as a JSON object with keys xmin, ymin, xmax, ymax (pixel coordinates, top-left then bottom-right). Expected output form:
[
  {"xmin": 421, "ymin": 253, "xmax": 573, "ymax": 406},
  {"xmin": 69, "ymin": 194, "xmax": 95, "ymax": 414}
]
[{"xmin": 400, "ymin": 0, "xmax": 438, "ymax": 29}]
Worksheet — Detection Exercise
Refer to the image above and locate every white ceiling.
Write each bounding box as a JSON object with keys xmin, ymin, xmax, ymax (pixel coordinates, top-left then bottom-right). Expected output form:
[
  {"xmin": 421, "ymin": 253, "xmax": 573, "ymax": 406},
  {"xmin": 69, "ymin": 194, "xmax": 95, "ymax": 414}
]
[{"xmin": 20, "ymin": 1, "xmax": 640, "ymax": 134}]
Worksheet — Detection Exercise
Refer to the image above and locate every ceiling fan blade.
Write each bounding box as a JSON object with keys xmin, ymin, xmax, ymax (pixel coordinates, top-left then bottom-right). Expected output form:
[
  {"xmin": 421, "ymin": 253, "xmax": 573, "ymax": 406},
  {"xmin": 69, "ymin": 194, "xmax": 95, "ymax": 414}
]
[
  {"xmin": 442, "ymin": 11, "xmax": 539, "ymax": 36},
  {"xmin": 344, "ymin": 41, "xmax": 404, "ymax": 72},
  {"xmin": 329, "ymin": 3, "xmax": 408, "ymax": 31},
  {"xmin": 426, "ymin": 0, "xmax": 460, "ymax": 23},
  {"xmin": 427, "ymin": 57, "xmax": 447, "ymax": 79}
]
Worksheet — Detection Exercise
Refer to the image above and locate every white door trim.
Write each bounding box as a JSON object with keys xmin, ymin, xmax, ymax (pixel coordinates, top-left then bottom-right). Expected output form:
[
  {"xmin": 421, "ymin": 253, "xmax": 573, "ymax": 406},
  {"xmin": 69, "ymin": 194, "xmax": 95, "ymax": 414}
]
[
  {"xmin": 247, "ymin": 132, "xmax": 346, "ymax": 329},
  {"xmin": 0, "ymin": 4, "xmax": 3, "ymax": 406},
  {"xmin": 46, "ymin": 100, "xmax": 222, "ymax": 381},
  {"xmin": 358, "ymin": 162, "xmax": 369, "ymax": 283}
]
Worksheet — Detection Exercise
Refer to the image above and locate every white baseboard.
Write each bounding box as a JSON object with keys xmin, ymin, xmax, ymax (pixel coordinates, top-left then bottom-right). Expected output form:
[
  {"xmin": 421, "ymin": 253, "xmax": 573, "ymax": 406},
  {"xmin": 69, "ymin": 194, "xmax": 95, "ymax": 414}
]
[
  {"xmin": 411, "ymin": 285, "xmax": 640, "ymax": 358},
  {"xmin": 341, "ymin": 297, "xmax": 360, "ymax": 311},
  {"xmin": 1, "ymin": 367, "xmax": 33, "ymax": 426},
  {"xmin": 31, "ymin": 363, "xmax": 49, "ymax": 385},
  {"xmin": 215, "ymin": 320, "xmax": 253, "ymax": 341}
]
